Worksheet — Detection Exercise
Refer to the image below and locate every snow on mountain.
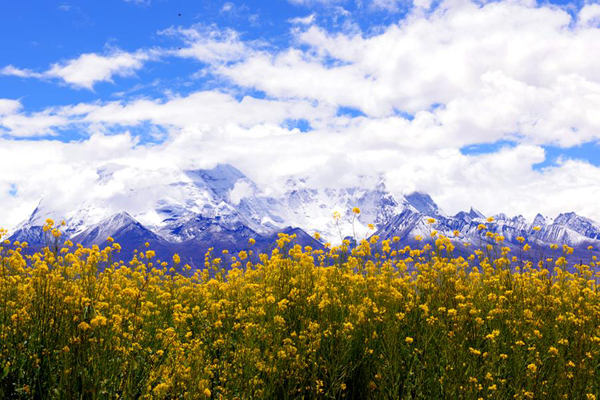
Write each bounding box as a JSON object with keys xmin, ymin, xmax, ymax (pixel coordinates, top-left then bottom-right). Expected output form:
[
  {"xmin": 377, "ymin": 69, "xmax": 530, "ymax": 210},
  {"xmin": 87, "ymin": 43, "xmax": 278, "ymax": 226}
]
[
  {"xmin": 267, "ymin": 178, "xmax": 406, "ymax": 243},
  {"xmin": 10, "ymin": 200, "xmax": 111, "ymax": 246},
  {"xmin": 72, "ymin": 212, "xmax": 163, "ymax": 248},
  {"xmin": 374, "ymin": 195, "xmax": 600, "ymax": 252},
  {"xmin": 8, "ymin": 163, "xmax": 600, "ymax": 261},
  {"xmin": 405, "ymin": 192, "xmax": 444, "ymax": 217}
]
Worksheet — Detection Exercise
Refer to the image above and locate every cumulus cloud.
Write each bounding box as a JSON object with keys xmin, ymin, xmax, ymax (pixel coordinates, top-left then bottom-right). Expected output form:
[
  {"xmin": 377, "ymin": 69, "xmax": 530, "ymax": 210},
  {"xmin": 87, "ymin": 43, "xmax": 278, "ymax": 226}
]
[
  {"xmin": 0, "ymin": 99, "xmax": 22, "ymax": 116},
  {"xmin": 579, "ymin": 4, "xmax": 600, "ymax": 26},
  {"xmin": 214, "ymin": 1, "xmax": 600, "ymax": 149},
  {"xmin": 47, "ymin": 51, "xmax": 154, "ymax": 89},
  {"xmin": 161, "ymin": 25, "xmax": 249, "ymax": 64},
  {"xmin": 0, "ymin": 90, "xmax": 332, "ymax": 137},
  {"xmin": 1, "ymin": 49, "xmax": 156, "ymax": 90}
]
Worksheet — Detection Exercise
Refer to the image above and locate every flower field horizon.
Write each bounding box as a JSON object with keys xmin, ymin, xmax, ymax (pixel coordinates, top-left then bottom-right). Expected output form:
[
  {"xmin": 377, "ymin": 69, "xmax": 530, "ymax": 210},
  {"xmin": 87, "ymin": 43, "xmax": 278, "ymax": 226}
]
[{"xmin": 0, "ymin": 216, "xmax": 598, "ymax": 399}]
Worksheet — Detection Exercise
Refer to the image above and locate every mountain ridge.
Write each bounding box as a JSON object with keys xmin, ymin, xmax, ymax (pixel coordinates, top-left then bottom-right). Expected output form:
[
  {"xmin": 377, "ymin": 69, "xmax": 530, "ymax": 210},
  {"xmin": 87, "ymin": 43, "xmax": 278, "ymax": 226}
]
[{"xmin": 8, "ymin": 163, "xmax": 600, "ymax": 266}]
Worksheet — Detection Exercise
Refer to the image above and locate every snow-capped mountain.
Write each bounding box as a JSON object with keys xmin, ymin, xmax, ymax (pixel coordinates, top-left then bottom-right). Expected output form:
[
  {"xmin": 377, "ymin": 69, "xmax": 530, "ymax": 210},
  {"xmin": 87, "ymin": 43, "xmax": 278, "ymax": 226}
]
[
  {"xmin": 267, "ymin": 177, "xmax": 405, "ymax": 243},
  {"xmin": 8, "ymin": 163, "xmax": 600, "ymax": 267},
  {"xmin": 374, "ymin": 194, "xmax": 600, "ymax": 254}
]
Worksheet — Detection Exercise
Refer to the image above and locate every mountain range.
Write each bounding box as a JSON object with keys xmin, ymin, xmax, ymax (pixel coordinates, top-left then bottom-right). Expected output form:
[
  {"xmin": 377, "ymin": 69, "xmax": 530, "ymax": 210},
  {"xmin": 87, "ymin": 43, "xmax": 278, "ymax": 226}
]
[{"xmin": 9, "ymin": 163, "xmax": 600, "ymax": 267}]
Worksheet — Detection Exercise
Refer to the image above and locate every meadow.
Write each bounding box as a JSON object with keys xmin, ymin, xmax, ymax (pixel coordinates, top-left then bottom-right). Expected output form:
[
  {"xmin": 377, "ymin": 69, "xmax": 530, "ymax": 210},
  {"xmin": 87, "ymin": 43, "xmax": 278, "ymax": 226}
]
[{"xmin": 0, "ymin": 216, "xmax": 598, "ymax": 399}]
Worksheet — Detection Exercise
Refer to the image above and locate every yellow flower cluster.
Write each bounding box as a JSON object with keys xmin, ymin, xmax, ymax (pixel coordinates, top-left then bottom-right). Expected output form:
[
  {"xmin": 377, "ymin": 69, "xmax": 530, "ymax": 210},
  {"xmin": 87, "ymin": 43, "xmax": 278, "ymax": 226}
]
[{"xmin": 0, "ymin": 223, "xmax": 598, "ymax": 398}]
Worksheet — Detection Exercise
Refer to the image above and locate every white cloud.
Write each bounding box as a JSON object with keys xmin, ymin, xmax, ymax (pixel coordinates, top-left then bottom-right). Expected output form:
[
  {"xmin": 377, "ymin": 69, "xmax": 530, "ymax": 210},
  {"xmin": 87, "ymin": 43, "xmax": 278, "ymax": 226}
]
[
  {"xmin": 229, "ymin": 180, "xmax": 255, "ymax": 205},
  {"xmin": 289, "ymin": 14, "xmax": 316, "ymax": 24},
  {"xmin": 3, "ymin": 121, "xmax": 600, "ymax": 232},
  {"xmin": 1, "ymin": 49, "xmax": 156, "ymax": 90},
  {"xmin": 0, "ymin": 90, "xmax": 332, "ymax": 137},
  {"xmin": 288, "ymin": 0, "xmax": 346, "ymax": 5},
  {"xmin": 46, "ymin": 50, "xmax": 153, "ymax": 90},
  {"xmin": 0, "ymin": 99, "xmax": 22, "ymax": 116},
  {"xmin": 0, "ymin": 65, "xmax": 44, "ymax": 79},
  {"xmin": 212, "ymin": 1, "xmax": 600, "ymax": 149},
  {"xmin": 370, "ymin": 0, "xmax": 403, "ymax": 11},
  {"xmin": 124, "ymin": 0, "xmax": 151, "ymax": 5},
  {"xmin": 579, "ymin": 4, "xmax": 600, "ymax": 27},
  {"xmin": 162, "ymin": 25, "xmax": 249, "ymax": 64}
]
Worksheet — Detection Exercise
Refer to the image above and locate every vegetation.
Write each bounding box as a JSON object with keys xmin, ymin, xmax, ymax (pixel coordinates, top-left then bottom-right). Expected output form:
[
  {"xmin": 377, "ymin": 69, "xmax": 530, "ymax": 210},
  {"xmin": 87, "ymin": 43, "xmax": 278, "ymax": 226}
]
[{"xmin": 0, "ymin": 214, "xmax": 598, "ymax": 399}]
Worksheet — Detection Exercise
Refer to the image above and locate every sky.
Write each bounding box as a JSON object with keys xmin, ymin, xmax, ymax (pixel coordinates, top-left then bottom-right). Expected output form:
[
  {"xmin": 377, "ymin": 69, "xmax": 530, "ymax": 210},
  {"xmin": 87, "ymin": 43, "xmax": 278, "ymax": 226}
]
[{"xmin": 2, "ymin": 0, "xmax": 600, "ymax": 230}]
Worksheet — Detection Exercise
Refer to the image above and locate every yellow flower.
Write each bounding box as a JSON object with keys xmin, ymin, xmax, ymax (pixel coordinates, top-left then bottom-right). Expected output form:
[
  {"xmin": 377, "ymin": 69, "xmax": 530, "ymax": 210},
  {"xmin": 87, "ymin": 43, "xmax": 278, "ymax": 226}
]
[
  {"xmin": 204, "ymin": 388, "xmax": 211, "ymax": 397},
  {"xmin": 427, "ymin": 218, "xmax": 436, "ymax": 224},
  {"xmin": 527, "ymin": 363, "xmax": 537, "ymax": 373},
  {"xmin": 405, "ymin": 337, "xmax": 414, "ymax": 344},
  {"xmin": 532, "ymin": 226, "xmax": 541, "ymax": 231},
  {"xmin": 487, "ymin": 217, "xmax": 494, "ymax": 223},
  {"xmin": 352, "ymin": 207, "xmax": 361, "ymax": 215},
  {"xmin": 78, "ymin": 322, "xmax": 91, "ymax": 331},
  {"xmin": 173, "ymin": 253, "xmax": 181, "ymax": 264},
  {"xmin": 90, "ymin": 315, "xmax": 107, "ymax": 328},
  {"xmin": 248, "ymin": 238, "xmax": 256, "ymax": 245},
  {"xmin": 469, "ymin": 347, "xmax": 481, "ymax": 356}
]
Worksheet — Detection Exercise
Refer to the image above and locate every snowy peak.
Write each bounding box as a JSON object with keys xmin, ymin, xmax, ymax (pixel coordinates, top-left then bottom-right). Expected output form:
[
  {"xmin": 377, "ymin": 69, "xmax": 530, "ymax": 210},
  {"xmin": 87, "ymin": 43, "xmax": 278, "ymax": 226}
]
[
  {"xmin": 532, "ymin": 213, "xmax": 553, "ymax": 227},
  {"xmin": 405, "ymin": 192, "xmax": 441, "ymax": 216},
  {"xmin": 72, "ymin": 212, "xmax": 162, "ymax": 247},
  {"xmin": 469, "ymin": 207, "xmax": 485, "ymax": 219},
  {"xmin": 553, "ymin": 212, "xmax": 600, "ymax": 240},
  {"xmin": 454, "ymin": 207, "xmax": 485, "ymax": 222}
]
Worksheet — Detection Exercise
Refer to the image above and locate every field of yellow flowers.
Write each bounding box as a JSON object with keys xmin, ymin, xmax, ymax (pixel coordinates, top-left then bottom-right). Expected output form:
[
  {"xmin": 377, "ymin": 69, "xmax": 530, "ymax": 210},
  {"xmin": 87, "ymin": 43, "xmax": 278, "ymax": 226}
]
[{"xmin": 0, "ymin": 217, "xmax": 598, "ymax": 399}]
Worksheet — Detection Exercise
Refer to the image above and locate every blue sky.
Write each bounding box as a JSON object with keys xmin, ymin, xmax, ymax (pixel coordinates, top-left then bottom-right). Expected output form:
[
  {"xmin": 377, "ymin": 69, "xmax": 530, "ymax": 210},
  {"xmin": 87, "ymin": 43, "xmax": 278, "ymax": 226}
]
[
  {"xmin": 0, "ymin": 0, "xmax": 409, "ymax": 110},
  {"xmin": 2, "ymin": 0, "xmax": 600, "ymax": 228}
]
